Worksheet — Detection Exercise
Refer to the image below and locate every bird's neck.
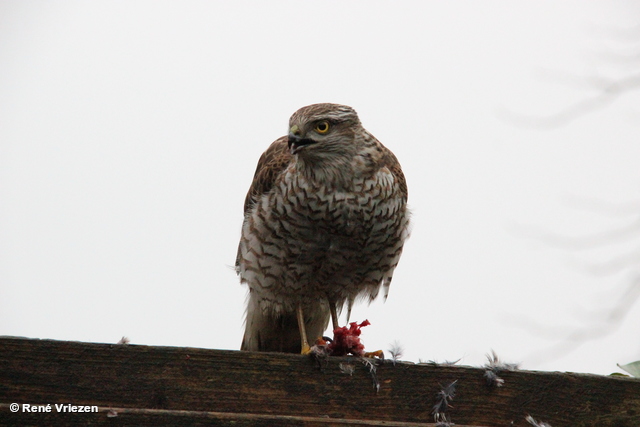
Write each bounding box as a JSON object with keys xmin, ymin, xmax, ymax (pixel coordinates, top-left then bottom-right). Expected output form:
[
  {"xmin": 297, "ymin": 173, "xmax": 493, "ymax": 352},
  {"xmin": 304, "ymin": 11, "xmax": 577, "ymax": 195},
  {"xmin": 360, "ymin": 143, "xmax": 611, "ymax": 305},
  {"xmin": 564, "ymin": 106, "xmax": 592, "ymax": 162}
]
[
  {"xmin": 295, "ymin": 155, "xmax": 358, "ymax": 191},
  {"xmin": 296, "ymin": 155, "xmax": 381, "ymax": 193}
]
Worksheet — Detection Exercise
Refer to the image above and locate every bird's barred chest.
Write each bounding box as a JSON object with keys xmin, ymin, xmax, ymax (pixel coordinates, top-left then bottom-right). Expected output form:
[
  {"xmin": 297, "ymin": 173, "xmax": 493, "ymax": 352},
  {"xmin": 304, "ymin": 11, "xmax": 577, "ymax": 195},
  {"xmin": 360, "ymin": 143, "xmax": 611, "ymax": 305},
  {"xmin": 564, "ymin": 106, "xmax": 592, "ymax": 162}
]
[
  {"xmin": 273, "ymin": 168, "xmax": 400, "ymax": 234},
  {"xmin": 238, "ymin": 166, "xmax": 407, "ymax": 309}
]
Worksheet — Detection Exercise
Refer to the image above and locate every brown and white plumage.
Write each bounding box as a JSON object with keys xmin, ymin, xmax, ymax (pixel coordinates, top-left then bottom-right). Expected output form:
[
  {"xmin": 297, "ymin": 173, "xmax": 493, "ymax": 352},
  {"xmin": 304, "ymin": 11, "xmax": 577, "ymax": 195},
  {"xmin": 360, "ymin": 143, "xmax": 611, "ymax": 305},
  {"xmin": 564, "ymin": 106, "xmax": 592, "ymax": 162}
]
[{"xmin": 236, "ymin": 103, "xmax": 409, "ymax": 353}]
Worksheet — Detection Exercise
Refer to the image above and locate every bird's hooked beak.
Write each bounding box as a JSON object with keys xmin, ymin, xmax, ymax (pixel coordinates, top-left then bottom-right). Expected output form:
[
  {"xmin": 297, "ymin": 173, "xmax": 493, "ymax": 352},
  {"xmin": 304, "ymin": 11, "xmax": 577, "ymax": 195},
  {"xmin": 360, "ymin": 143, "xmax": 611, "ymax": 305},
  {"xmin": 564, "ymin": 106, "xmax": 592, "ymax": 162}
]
[{"xmin": 288, "ymin": 124, "xmax": 317, "ymax": 155}]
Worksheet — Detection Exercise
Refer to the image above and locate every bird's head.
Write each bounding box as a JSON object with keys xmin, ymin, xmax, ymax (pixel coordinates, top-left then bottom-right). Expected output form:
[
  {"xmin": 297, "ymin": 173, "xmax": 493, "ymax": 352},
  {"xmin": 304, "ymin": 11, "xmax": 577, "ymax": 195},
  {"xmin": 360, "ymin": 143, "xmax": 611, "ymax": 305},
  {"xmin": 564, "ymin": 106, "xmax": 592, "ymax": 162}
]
[{"xmin": 287, "ymin": 103, "xmax": 362, "ymax": 160}]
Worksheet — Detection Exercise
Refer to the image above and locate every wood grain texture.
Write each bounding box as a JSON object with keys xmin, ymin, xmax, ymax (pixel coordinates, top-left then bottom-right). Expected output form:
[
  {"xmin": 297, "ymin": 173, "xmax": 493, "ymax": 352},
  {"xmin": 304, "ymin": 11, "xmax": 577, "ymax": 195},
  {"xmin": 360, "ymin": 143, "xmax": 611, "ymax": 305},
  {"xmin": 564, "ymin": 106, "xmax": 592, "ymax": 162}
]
[{"xmin": 0, "ymin": 337, "xmax": 638, "ymax": 426}]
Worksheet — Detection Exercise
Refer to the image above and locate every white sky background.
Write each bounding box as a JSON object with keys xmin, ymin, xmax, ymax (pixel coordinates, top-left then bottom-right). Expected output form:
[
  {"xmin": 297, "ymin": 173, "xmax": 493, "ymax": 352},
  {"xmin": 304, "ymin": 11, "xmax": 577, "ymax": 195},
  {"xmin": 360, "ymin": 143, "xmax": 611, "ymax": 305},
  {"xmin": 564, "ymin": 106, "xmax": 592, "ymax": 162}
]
[{"xmin": 1, "ymin": 1, "xmax": 640, "ymax": 375}]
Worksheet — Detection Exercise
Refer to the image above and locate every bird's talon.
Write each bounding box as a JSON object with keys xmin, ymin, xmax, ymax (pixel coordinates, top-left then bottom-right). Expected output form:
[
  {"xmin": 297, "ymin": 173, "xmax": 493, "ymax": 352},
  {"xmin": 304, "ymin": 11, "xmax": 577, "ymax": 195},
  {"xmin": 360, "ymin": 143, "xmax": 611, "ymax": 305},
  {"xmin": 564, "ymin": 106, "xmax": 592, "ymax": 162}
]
[
  {"xmin": 301, "ymin": 343, "xmax": 312, "ymax": 355},
  {"xmin": 364, "ymin": 350, "xmax": 384, "ymax": 359}
]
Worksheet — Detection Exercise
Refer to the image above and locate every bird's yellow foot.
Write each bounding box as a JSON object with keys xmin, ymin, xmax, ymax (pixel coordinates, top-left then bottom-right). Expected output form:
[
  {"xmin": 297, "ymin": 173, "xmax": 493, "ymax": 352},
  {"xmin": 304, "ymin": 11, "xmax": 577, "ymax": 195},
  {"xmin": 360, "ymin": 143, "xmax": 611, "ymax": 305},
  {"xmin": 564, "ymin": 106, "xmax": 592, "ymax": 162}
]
[
  {"xmin": 364, "ymin": 350, "xmax": 384, "ymax": 359},
  {"xmin": 300, "ymin": 343, "xmax": 312, "ymax": 355}
]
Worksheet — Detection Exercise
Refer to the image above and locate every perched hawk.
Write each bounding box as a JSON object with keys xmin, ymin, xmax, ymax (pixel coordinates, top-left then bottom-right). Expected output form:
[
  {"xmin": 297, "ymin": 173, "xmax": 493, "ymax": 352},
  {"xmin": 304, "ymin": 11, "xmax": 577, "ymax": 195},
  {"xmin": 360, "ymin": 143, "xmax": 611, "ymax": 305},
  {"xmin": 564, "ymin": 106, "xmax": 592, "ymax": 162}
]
[{"xmin": 236, "ymin": 103, "xmax": 409, "ymax": 353}]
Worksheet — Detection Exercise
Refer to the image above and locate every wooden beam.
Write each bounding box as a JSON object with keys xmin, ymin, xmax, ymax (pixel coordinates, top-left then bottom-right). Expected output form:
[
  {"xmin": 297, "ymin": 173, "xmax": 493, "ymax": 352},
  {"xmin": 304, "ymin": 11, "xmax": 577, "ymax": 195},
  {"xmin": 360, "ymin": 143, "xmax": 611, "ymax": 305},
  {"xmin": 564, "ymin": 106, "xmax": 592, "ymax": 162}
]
[{"xmin": 0, "ymin": 337, "xmax": 638, "ymax": 426}]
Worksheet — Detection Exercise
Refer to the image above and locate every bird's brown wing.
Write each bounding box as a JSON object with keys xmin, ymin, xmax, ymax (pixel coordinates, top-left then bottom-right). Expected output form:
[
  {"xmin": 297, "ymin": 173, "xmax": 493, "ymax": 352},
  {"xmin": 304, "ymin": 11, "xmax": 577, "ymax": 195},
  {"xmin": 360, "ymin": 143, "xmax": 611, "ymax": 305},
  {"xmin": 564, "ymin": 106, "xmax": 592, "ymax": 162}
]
[
  {"xmin": 242, "ymin": 136, "xmax": 292, "ymax": 213},
  {"xmin": 236, "ymin": 136, "xmax": 292, "ymax": 268},
  {"xmin": 381, "ymin": 145, "xmax": 408, "ymax": 201}
]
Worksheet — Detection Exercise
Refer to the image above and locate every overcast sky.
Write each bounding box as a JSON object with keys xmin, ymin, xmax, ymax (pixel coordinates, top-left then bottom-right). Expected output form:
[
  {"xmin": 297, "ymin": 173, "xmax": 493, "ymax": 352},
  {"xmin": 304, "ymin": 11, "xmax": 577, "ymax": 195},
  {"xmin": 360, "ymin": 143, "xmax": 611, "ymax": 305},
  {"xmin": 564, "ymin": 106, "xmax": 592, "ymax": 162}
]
[{"xmin": 1, "ymin": 1, "xmax": 640, "ymax": 375}]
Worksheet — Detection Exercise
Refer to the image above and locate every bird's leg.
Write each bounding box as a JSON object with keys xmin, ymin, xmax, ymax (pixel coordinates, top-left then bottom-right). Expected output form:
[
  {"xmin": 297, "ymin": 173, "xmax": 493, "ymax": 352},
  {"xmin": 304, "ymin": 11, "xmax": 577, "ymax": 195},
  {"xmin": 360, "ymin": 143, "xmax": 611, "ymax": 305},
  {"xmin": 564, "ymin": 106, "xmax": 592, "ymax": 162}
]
[
  {"xmin": 330, "ymin": 301, "xmax": 340, "ymax": 332},
  {"xmin": 296, "ymin": 304, "xmax": 311, "ymax": 354}
]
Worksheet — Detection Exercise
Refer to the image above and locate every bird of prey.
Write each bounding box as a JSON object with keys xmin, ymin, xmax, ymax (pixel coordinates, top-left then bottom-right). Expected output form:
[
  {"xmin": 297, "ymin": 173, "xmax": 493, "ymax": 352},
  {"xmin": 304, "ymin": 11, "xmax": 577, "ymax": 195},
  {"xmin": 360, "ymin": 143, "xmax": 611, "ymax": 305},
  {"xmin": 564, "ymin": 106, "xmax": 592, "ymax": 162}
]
[{"xmin": 236, "ymin": 103, "xmax": 409, "ymax": 353}]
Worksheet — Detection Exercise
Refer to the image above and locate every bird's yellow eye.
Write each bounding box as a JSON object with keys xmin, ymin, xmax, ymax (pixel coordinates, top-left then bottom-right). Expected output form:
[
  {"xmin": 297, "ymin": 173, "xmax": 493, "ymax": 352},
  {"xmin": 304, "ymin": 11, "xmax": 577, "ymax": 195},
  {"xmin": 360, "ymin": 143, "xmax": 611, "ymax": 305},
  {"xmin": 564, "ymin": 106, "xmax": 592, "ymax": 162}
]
[{"xmin": 314, "ymin": 121, "xmax": 330, "ymax": 134}]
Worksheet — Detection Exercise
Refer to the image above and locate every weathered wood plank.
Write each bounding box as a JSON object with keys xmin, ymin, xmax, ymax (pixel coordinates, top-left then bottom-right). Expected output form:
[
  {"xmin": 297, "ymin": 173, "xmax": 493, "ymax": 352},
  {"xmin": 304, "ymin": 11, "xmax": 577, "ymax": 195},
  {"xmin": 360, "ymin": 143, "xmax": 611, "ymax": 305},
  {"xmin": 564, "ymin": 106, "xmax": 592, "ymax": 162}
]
[
  {"xmin": 0, "ymin": 405, "xmax": 488, "ymax": 427},
  {"xmin": 0, "ymin": 337, "xmax": 638, "ymax": 426}
]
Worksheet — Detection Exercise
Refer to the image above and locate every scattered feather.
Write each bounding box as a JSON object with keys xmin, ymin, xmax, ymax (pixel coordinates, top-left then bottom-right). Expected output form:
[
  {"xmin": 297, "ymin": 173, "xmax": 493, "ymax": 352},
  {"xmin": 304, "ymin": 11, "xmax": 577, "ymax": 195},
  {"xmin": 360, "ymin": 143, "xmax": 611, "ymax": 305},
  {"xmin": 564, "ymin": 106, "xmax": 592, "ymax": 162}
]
[
  {"xmin": 116, "ymin": 337, "xmax": 130, "ymax": 345},
  {"xmin": 388, "ymin": 341, "xmax": 404, "ymax": 365},
  {"xmin": 339, "ymin": 362, "xmax": 355, "ymax": 376},
  {"xmin": 309, "ymin": 337, "xmax": 331, "ymax": 369},
  {"xmin": 422, "ymin": 359, "xmax": 461, "ymax": 366},
  {"xmin": 483, "ymin": 350, "xmax": 519, "ymax": 387},
  {"xmin": 484, "ymin": 370, "xmax": 505, "ymax": 387},
  {"xmin": 360, "ymin": 357, "xmax": 380, "ymax": 393},
  {"xmin": 432, "ymin": 380, "xmax": 457, "ymax": 426},
  {"xmin": 485, "ymin": 350, "xmax": 519, "ymax": 371},
  {"xmin": 526, "ymin": 415, "xmax": 553, "ymax": 427}
]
